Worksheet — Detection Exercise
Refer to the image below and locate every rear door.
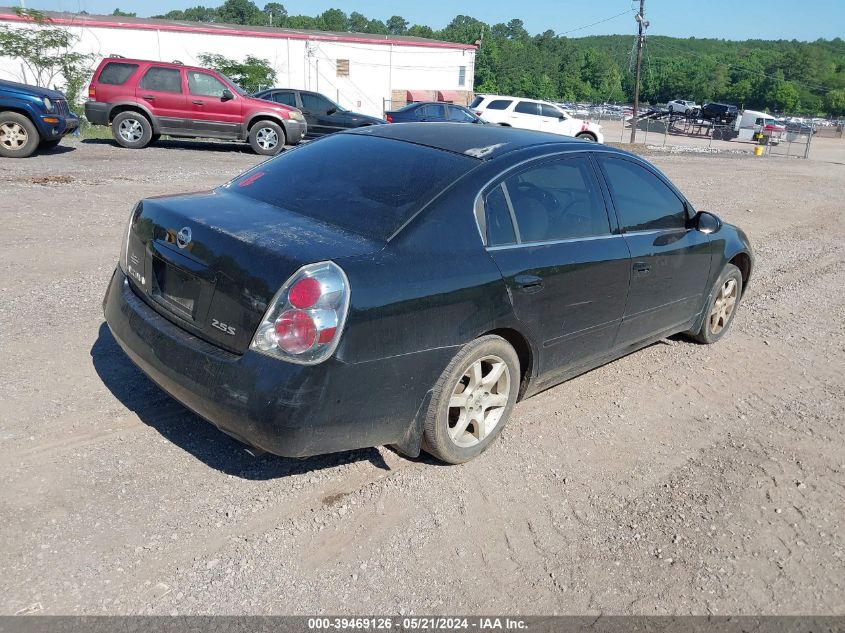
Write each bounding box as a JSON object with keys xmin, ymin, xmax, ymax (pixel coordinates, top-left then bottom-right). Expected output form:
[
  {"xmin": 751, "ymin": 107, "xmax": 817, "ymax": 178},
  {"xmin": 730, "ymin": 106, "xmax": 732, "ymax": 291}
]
[
  {"xmin": 483, "ymin": 154, "xmax": 631, "ymax": 379},
  {"xmin": 509, "ymin": 100, "xmax": 541, "ymax": 130},
  {"xmin": 595, "ymin": 155, "xmax": 712, "ymax": 344},
  {"xmin": 185, "ymin": 70, "xmax": 242, "ymax": 138},
  {"xmin": 136, "ymin": 66, "xmax": 186, "ymax": 132}
]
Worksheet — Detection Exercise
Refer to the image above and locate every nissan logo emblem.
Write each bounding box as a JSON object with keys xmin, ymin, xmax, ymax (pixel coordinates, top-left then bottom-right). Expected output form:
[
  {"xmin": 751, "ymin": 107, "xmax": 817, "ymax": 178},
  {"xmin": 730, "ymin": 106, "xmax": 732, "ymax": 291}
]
[{"xmin": 176, "ymin": 226, "xmax": 192, "ymax": 249}]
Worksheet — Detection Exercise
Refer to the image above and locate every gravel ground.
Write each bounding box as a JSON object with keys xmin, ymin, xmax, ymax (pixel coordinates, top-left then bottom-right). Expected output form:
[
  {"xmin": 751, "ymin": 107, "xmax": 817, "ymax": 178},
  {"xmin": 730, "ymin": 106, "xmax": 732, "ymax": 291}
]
[{"xmin": 1, "ymin": 135, "xmax": 843, "ymax": 616}]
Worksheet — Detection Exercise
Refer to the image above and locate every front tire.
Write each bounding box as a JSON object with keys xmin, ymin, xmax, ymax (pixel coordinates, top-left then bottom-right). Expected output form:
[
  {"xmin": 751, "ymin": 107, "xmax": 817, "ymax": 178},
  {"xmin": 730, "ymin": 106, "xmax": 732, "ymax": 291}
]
[
  {"xmin": 249, "ymin": 121, "xmax": 285, "ymax": 155},
  {"xmin": 422, "ymin": 335, "xmax": 520, "ymax": 464},
  {"xmin": 0, "ymin": 111, "xmax": 40, "ymax": 158},
  {"xmin": 576, "ymin": 132, "xmax": 597, "ymax": 142},
  {"xmin": 111, "ymin": 111, "xmax": 152, "ymax": 149},
  {"xmin": 689, "ymin": 264, "xmax": 743, "ymax": 344}
]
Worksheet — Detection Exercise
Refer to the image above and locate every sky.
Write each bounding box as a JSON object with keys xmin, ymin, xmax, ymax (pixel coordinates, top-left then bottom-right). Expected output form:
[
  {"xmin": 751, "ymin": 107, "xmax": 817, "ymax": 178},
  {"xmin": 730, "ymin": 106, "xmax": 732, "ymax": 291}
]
[{"xmin": 15, "ymin": 0, "xmax": 845, "ymax": 42}]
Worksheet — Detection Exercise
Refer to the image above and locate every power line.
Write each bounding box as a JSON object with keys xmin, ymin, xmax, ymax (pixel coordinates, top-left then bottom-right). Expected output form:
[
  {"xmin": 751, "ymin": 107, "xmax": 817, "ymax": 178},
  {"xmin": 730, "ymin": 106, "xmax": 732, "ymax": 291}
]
[{"xmin": 556, "ymin": 7, "xmax": 637, "ymax": 37}]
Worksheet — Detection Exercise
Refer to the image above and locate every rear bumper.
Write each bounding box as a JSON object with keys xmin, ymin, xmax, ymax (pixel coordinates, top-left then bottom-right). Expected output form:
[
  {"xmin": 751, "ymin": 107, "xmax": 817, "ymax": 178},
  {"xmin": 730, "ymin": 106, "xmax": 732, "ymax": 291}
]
[
  {"xmin": 102, "ymin": 267, "xmax": 450, "ymax": 457},
  {"xmin": 84, "ymin": 101, "xmax": 109, "ymax": 126}
]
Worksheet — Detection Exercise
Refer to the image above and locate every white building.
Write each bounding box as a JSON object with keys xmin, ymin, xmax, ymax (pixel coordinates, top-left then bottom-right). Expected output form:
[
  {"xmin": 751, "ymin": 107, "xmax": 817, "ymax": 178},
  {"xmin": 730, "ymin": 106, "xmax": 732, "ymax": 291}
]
[{"xmin": 0, "ymin": 7, "xmax": 477, "ymax": 116}]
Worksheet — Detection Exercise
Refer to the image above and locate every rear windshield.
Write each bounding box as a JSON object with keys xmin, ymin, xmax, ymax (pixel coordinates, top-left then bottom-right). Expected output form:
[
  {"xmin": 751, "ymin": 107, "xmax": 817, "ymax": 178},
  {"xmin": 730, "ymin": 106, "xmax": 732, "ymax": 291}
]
[
  {"xmin": 98, "ymin": 62, "xmax": 138, "ymax": 85},
  {"xmin": 469, "ymin": 95, "xmax": 483, "ymax": 108},
  {"xmin": 227, "ymin": 134, "xmax": 477, "ymax": 240}
]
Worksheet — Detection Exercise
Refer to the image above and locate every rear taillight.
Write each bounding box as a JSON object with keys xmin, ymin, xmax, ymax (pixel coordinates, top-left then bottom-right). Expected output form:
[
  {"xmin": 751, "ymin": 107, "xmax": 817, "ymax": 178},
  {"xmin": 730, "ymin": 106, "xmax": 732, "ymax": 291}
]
[
  {"xmin": 475, "ymin": 111, "xmax": 482, "ymax": 116},
  {"xmin": 250, "ymin": 261, "xmax": 350, "ymax": 365},
  {"xmin": 386, "ymin": 114, "xmax": 393, "ymax": 123},
  {"xmin": 88, "ymin": 86, "xmax": 96, "ymax": 99}
]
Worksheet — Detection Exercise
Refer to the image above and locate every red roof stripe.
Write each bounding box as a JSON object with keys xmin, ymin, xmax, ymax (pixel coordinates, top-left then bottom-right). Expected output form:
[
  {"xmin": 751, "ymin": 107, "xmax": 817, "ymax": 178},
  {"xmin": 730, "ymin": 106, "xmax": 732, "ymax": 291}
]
[{"xmin": 0, "ymin": 11, "xmax": 478, "ymax": 50}]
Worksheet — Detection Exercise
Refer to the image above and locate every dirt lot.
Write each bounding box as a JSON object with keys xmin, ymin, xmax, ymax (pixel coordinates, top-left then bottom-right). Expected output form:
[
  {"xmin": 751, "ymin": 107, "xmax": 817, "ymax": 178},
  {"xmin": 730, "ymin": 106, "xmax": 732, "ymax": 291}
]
[{"xmin": 1, "ymin": 135, "xmax": 843, "ymax": 616}]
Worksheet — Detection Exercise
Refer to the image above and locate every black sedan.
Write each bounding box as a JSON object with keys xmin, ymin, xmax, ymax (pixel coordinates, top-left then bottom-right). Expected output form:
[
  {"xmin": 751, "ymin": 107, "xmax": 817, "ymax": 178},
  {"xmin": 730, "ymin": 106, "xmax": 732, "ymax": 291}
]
[
  {"xmin": 253, "ymin": 88, "xmax": 384, "ymax": 137},
  {"xmin": 103, "ymin": 124, "xmax": 753, "ymax": 464},
  {"xmin": 385, "ymin": 101, "xmax": 485, "ymax": 124}
]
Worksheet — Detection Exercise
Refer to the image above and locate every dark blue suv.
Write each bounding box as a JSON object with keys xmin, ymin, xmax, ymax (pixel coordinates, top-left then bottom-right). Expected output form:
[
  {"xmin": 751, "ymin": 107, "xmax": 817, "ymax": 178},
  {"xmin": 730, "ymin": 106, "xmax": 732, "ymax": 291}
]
[{"xmin": 0, "ymin": 79, "xmax": 79, "ymax": 158}]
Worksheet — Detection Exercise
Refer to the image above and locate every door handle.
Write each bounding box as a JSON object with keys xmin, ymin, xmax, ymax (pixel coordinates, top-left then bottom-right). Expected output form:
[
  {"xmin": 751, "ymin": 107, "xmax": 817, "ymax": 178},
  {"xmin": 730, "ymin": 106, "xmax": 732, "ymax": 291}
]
[
  {"xmin": 514, "ymin": 274, "xmax": 544, "ymax": 292},
  {"xmin": 633, "ymin": 262, "xmax": 651, "ymax": 275},
  {"xmin": 142, "ymin": 95, "xmax": 155, "ymax": 100},
  {"xmin": 192, "ymin": 100, "xmax": 204, "ymax": 105}
]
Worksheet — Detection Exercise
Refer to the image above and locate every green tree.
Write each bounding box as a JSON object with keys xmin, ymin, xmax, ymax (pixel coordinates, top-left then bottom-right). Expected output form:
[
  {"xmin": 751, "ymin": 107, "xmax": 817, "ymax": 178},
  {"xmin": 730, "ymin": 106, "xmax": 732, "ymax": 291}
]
[
  {"xmin": 318, "ymin": 8, "xmax": 347, "ymax": 31},
  {"xmin": 0, "ymin": 8, "xmax": 94, "ymax": 110},
  {"xmin": 347, "ymin": 11, "xmax": 369, "ymax": 32},
  {"xmin": 763, "ymin": 79, "xmax": 800, "ymax": 112},
  {"xmin": 824, "ymin": 88, "xmax": 845, "ymax": 116},
  {"xmin": 112, "ymin": 8, "xmax": 137, "ymax": 16},
  {"xmin": 386, "ymin": 15, "xmax": 408, "ymax": 35},
  {"xmin": 197, "ymin": 52, "xmax": 276, "ymax": 92},
  {"xmin": 217, "ymin": 0, "xmax": 261, "ymax": 24},
  {"xmin": 262, "ymin": 2, "xmax": 286, "ymax": 26}
]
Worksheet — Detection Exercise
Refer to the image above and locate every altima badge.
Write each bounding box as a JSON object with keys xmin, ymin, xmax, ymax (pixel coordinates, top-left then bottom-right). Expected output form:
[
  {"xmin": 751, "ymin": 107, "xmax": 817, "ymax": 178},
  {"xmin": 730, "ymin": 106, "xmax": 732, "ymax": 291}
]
[{"xmin": 176, "ymin": 226, "xmax": 192, "ymax": 249}]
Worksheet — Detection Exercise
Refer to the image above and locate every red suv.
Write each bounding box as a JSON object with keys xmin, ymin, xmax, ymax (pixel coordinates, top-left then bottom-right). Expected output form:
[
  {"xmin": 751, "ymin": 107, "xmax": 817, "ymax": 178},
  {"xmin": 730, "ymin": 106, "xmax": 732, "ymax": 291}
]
[{"xmin": 85, "ymin": 57, "xmax": 306, "ymax": 155}]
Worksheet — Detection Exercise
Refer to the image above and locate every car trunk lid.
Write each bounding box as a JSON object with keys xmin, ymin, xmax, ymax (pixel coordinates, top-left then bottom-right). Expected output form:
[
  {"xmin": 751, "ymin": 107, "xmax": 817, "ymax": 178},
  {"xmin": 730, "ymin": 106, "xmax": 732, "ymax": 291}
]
[{"xmin": 124, "ymin": 189, "xmax": 382, "ymax": 354}]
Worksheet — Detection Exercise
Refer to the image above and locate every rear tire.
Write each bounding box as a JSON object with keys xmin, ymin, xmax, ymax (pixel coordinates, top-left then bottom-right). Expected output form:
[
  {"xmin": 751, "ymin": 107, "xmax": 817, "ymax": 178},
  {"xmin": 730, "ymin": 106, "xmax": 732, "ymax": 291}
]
[
  {"xmin": 248, "ymin": 120, "xmax": 285, "ymax": 155},
  {"xmin": 0, "ymin": 111, "xmax": 40, "ymax": 158},
  {"xmin": 688, "ymin": 264, "xmax": 743, "ymax": 344},
  {"xmin": 422, "ymin": 335, "xmax": 520, "ymax": 464},
  {"xmin": 576, "ymin": 132, "xmax": 597, "ymax": 142},
  {"xmin": 111, "ymin": 111, "xmax": 152, "ymax": 149}
]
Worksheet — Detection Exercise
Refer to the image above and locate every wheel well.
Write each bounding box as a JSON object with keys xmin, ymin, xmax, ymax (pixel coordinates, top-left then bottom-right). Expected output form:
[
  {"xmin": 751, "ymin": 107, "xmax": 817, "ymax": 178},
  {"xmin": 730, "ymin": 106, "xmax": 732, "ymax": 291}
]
[
  {"xmin": 109, "ymin": 105, "xmax": 152, "ymax": 125},
  {"xmin": 498, "ymin": 122, "xmax": 512, "ymax": 127},
  {"xmin": 484, "ymin": 328, "xmax": 533, "ymax": 399},
  {"xmin": 0, "ymin": 107, "xmax": 35, "ymax": 124},
  {"xmin": 729, "ymin": 252, "xmax": 751, "ymax": 296},
  {"xmin": 248, "ymin": 115, "xmax": 284, "ymax": 133}
]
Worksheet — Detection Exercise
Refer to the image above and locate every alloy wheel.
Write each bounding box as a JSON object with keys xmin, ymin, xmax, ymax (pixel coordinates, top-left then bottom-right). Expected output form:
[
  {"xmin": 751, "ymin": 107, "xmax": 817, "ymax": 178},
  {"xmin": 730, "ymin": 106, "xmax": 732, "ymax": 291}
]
[
  {"xmin": 256, "ymin": 127, "xmax": 278, "ymax": 150},
  {"xmin": 118, "ymin": 118, "xmax": 143, "ymax": 143},
  {"xmin": 447, "ymin": 355, "xmax": 511, "ymax": 448},
  {"xmin": 709, "ymin": 278, "xmax": 738, "ymax": 335},
  {"xmin": 0, "ymin": 122, "xmax": 28, "ymax": 150}
]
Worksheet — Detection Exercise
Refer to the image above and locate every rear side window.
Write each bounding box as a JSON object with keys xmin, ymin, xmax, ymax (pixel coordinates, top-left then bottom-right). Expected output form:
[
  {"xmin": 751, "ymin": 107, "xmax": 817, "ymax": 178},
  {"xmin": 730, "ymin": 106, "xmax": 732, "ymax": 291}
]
[
  {"xmin": 230, "ymin": 134, "xmax": 477, "ymax": 241},
  {"xmin": 139, "ymin": 67, "xmax": 182, "ymax": 93},
  {"xmin": 514, "ymin": 101, "xmax": 539, "ymax": 115},
  {"xmin": 486, "ymin": 99, "xmax": 512, "ymax": 110},
  {"xmin": 504, "ymin": 157, "xmax": 609, "ymax": 243},
  {"xmin": 98, "ymin": 62, "xmax": 138, "ymax": 85},
  {"xmin": 271, "ymin": 91, "xmax": 296, "ymax": 107},
  {"xmin": 485, "ymin": 185, "xmax": 516, "ymax": 246},
  {"xmin": 599, "ymin": 157, "xmax": 687, "ymax": 232}
]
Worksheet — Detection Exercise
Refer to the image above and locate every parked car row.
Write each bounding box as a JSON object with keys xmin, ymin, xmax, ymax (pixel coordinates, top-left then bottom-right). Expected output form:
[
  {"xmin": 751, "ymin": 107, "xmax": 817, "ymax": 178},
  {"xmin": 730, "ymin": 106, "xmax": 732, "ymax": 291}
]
[{"xmin": 4, "ymin": 56, "xmax": 617, "ymax": 159}]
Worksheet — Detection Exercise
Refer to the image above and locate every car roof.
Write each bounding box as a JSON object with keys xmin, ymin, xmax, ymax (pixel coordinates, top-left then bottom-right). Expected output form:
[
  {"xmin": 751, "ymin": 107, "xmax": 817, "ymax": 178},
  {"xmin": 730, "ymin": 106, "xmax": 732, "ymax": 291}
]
[
  {"xmin": 348, "ymin": 122, "xmax": 620, "ymax": 161},
  {"xmin": 97, "ymin": 57, "xmax": 211, "ymax": 73}
]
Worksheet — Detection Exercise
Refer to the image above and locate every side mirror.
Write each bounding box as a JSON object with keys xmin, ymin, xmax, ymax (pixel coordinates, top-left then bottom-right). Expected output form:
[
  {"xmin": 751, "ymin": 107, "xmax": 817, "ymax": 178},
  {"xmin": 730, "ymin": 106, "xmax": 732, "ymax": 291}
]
[
  {"xmin": 326, "ymin": 107, "xmax": 337, "ymax": 115},
  {"xmin": 221, "ymin": 89, "xmax": 234, "ymax": 102},
  {"xmin": 694, "ymin": 210, "xmax": 721, "ymax": 234}
]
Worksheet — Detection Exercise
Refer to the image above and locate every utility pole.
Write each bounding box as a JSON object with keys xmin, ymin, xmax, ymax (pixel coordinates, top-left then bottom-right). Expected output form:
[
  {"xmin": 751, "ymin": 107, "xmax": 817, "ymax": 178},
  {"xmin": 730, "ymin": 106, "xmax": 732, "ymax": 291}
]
[{"xmin": 629, "ymin": 0, "xmax": 648, "ymax": 143}]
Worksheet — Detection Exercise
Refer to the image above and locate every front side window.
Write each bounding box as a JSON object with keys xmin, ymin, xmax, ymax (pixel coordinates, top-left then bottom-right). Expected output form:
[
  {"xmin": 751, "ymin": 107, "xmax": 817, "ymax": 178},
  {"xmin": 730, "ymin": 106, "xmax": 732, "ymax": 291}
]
[
  {"xmin": 540, "ymin": 103, "xmax": 562, "ymax": 118},
  {"xmin": 503, "ymin": 157, "xmax": 609, "ymax": 243},
  {"xmin": 187, "ymin": 71, "xmax": 228, "ymax": 98},
  {"xmin": 99, "ymin": 62, "xmax": 138, "ymax": 85},
  {"xmin": 448, "ymin": 106, "xmax": 475, "ymax": 122},
  {"xmin": 514, "ymin": 101, "xmax": 539, "ymax": 115},
  {"xmin": 486, "ymin": 99, "xmax": 512, "ymax": 111},
  {"xmin": 599, "ymin": 157, "xmax": 687, "ymax": 232},
  {"xmin": 301, "ymin": 93, "xmax": 331, "ymax": 112},
  {"xmin": 139, "ymin": 67, "xmax": 182, "ymax": 93}
]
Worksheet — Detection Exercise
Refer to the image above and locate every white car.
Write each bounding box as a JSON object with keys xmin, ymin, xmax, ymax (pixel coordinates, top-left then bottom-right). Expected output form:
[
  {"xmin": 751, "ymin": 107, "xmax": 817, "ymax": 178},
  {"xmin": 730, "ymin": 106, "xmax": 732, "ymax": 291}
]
[
  {"xmin": 667, "ymin": 99, "xmax": 699, "ymax": 114},
  {"xmin": 470, "ymin": 95, "xmax": 604, "ymax": 143}
]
